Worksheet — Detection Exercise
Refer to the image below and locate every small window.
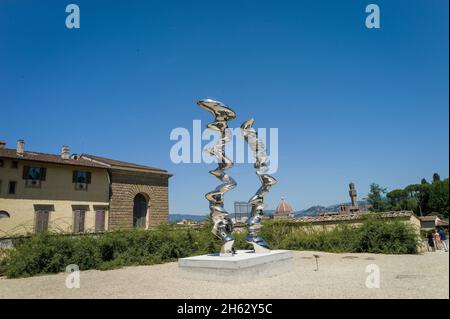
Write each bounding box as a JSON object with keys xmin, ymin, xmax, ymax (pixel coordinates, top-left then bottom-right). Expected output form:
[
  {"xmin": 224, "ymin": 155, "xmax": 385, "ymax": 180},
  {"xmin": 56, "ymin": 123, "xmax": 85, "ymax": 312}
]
[
  {"xmin": 0, "ymin": 159, "xmax": 4, "ymax": 167},
  {"xmin": 23, "ymin": 166, "xmax": 46, "ymax": 181},
  {"xmin": 8, "ymin": 181, "xmax": 16, "ymax": 194},
  {"xmin": 11, "ymin": 161, "xmax": 18, "ymax": 169},
  {"xmin": 73, "ymin": 170, "xmax": 91, "ymax": 191},
  {"xmin": 73, "ymin": 210, "xmax": 86, "ymax": 234},
  {"xmin": 72, "ymin": 171, "xmax": 91, "ymax": 184}
]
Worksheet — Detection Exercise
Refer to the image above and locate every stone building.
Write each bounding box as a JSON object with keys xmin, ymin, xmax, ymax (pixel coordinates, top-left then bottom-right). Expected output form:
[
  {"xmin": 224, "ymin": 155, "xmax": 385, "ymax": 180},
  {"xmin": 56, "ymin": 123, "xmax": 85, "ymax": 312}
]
[
  {"xmin": 337, "ymin": 182, "xmax": 360, "ymax": 214},
  {"xmin": 418, "ymin": 215, "xmax": 449, "ymax": 231},
  {"xmin": 319, "ymin": 182, "xmax": 362, "ymax": 217},
  {"xmin": 81, "ymin": 154, "xmax": 171, "ymax": 229},
  {"xmin": 0, "ymin": 139, "xmax": 171, "ymax": 237}
]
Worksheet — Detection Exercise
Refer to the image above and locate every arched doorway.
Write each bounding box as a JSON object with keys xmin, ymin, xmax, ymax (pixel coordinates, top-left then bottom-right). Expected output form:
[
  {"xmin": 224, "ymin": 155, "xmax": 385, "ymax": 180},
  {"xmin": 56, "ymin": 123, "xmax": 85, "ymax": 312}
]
[{"xmin": 133, "ymin": 194, "xmax": 148, "ymax": 228}]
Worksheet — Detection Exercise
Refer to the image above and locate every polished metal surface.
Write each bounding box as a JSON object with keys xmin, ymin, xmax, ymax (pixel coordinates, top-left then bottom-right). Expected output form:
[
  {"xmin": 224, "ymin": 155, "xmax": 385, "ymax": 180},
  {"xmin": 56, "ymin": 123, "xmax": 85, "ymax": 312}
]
[
  {"xmin": 240, "ymin": 118, "xmax": 277, "ymax": 253},
  {"xmin": 0, "ymin": 210, "xmax": 10, "ymax": 218},
  {"xmin": 197, "ymin": 99, "xmax": 236, "ymax": 256}
]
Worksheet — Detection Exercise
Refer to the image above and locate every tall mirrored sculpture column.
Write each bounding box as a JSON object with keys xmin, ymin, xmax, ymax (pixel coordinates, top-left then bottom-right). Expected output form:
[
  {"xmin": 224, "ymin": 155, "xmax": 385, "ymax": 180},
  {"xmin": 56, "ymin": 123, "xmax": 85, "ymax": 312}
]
[
  {"xmin": 241, "ymin": 119, "xmax": 277, "ymax": 253},
  {"xmin": 197, "ymin": 99, "xmax": 237, "ymax": 256}
]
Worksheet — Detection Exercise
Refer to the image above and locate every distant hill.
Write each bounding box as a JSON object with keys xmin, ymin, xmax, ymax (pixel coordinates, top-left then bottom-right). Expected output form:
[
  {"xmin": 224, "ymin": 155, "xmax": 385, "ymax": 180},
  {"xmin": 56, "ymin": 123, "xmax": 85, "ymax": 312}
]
[
  {"xmin": 169, "ymin": 214, "xmax": 208, "ymax": 223},
  {"xmin": 170, "ymin": 200, "xmax": 367, "ymax": 221},
  {"xmin": 295, "ymin": 205, "xmax": 327, "ymax": 216},
  {"xmin": 294, "ymin": 200, "xmax": 367, "ymax": 217}
]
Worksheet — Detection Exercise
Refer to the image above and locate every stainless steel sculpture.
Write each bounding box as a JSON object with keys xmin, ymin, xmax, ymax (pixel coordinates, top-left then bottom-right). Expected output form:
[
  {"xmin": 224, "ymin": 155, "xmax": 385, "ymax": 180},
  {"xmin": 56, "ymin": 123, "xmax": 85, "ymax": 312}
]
[
  {"xmin": 197, "ymin": 99, "xmax": 237, "ymax": 256},
  {"xmin": 240, "ymin": 118, "xmax": 277, "ymax": 253}
]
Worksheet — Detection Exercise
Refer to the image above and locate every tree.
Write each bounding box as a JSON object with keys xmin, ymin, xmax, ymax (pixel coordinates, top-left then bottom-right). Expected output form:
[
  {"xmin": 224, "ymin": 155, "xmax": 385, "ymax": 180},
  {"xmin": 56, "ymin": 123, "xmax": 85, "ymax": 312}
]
[
  {"xmin": 387, "ymin": 189, "xmax": 407, "ymax": 210},
  {"xmin": 367, "ymin": 183, "xmax": 388, "ymax": 212},
  {"xmin": 433, "ymin": 173, "xmax": 441, "ymax": 183},
  {"xmin": 428, "ymin": 178, "xmax": 449, "ymax": 218},
  {"xmin": 367, "ymin": 175, "xmax": 448, "ymax": 217},
  {"xmin": 405, "ymin": 183, "xmax": 429, "ymax": 216},
  {"xmin": 387, "ymin": 188, "xmax": 418, "ymax": 211}
]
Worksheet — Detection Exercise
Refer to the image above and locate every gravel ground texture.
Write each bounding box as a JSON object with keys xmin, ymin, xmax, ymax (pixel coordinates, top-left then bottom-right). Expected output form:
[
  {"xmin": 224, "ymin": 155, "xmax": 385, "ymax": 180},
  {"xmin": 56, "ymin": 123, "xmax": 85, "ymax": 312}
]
[{"xmin": 1, "ymin": 250, "xmax": 448, "ymax": 299}]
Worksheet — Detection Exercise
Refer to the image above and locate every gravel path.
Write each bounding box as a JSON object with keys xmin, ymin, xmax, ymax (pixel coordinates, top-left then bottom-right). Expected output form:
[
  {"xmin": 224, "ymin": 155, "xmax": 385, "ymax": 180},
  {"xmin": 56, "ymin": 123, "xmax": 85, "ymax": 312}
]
[{"xmin": 1, "ymin": 251, "xmax": 448, "ymax": 299}]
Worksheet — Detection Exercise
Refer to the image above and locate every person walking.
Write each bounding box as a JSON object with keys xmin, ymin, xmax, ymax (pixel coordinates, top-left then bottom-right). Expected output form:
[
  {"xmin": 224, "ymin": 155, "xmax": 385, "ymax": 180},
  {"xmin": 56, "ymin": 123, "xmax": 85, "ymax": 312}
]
[
  {"xmin": 438, "ymin": 228, "xmax": 448, "ymax": 252},
  {"xmin": 427, "ymin": 232, "xmax": 436, "ymax": 252}
]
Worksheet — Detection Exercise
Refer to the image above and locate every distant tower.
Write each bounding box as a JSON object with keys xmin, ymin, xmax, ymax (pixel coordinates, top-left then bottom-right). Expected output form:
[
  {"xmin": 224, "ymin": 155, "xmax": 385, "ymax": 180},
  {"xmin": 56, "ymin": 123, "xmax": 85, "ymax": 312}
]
[{"xmin": 349, "ymin": 182, "xmax": 358, "ymax": 209}]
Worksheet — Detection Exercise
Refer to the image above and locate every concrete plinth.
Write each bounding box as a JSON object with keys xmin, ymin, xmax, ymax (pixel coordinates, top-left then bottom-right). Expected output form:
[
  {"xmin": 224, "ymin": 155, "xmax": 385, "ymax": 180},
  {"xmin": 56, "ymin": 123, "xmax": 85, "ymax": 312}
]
[{"xmin": 178, "ymin": 250, "xmax": 294, "ymax": 282}]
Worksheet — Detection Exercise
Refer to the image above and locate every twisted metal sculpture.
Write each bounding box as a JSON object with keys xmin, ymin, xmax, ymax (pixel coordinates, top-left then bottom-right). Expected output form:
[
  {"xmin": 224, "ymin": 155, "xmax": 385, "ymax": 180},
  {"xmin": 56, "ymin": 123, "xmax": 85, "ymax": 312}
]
[
  {"xmin": 197, "ymin": 99, "xmax": 237, "ymax": 256},
  {"xmin": 241, "ymin": 118, "xmax": 277, "ymax": 253}
]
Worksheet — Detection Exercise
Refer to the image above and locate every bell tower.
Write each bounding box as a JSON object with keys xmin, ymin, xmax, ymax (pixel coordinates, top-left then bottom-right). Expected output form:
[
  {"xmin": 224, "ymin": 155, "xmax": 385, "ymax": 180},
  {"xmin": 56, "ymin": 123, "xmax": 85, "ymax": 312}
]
[{"xmin": 349, "ymin": 182, "xmax": 358, "ymax": 209}]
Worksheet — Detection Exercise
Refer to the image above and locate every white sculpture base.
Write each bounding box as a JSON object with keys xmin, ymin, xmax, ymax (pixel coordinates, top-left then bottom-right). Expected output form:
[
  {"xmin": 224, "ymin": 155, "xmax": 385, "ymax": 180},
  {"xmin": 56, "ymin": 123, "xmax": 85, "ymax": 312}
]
[{"xmin": 178, "ymin": 250, "xmax": 294, "ymax": 282}]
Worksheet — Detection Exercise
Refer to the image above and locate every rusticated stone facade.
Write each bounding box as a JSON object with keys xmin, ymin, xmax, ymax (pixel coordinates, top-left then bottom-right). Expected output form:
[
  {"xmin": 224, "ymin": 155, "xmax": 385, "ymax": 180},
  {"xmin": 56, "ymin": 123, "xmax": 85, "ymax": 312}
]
[{"xmin": 109, "ymin": 169, "xmax": 170, "ymax": 229}]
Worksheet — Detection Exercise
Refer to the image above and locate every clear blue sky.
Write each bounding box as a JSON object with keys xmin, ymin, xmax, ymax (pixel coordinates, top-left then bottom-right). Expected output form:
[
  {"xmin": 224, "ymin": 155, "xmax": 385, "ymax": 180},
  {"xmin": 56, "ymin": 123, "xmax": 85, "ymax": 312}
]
[{"xmin": 1, "ymin": 0, "xmax": 448, "ymax": 215}]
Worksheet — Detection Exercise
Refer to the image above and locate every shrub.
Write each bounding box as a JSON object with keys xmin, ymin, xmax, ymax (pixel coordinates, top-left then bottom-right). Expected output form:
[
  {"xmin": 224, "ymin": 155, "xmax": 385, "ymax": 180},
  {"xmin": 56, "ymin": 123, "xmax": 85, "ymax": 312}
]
[
  {"xmin": 356, "ymin": 217, "xmax": 419, "ymax": 254},
  {"xmin": 259, "ymin": 217, "xmax": 419, "ymax": 254},
  {"xmin": 0, "ymin": 217, "xmax": 419, "ymax": 278}
]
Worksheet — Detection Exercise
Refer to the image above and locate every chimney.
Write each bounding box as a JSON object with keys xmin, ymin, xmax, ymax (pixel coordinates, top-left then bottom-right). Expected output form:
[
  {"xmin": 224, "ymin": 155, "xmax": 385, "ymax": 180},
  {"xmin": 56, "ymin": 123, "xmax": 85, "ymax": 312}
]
[
  {"xmin": 61, "ymin": 145, "xmax": 70, "ymax": 160},
  {"xmin": 0, "ymin": 141, "xmax": 5, "ymax": 149},
  {"xmin": 16, "ymin": 139, "xmax": 25, "ymax": 155}
]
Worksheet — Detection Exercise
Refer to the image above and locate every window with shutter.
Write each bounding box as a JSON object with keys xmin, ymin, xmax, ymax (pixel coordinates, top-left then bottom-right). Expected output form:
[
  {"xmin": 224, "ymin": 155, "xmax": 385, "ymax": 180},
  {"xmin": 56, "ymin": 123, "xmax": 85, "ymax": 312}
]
[
  {"xmin": 35, "ymin": 210, "xmax": 49, "ymax": 233},
  {"xmin": 95, "ymin": 210, "xmax": 105, "ymax": 232},
  {"xmin": 73, "ymin": 210, "xmax": 86, "ymax": 234}
]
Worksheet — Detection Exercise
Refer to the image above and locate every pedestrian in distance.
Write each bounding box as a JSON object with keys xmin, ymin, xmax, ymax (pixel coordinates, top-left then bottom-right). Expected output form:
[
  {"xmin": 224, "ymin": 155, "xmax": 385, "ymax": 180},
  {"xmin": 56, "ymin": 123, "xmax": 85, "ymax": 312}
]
[{"xmin": 427, "ymin": 232, "xmax": 436, "ymax": 252}]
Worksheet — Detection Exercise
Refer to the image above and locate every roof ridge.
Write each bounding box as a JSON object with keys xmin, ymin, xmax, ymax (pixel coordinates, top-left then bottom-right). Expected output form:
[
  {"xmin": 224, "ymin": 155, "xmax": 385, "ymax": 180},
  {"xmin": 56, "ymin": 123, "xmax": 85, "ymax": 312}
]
[
  {"xmin": 0, "ymin": 147, "xmax": 108, "ymax": 169},
  {"xmin": 81, "ymin": 153, "xmax": 168, "ymax": 173},
  {"xmin": 1, "ymin": 147, "xmax": 170, "ymax": 173},
  {"xmin": 2, "ymin": 147, "xmax": 61, "ymax": 157}
]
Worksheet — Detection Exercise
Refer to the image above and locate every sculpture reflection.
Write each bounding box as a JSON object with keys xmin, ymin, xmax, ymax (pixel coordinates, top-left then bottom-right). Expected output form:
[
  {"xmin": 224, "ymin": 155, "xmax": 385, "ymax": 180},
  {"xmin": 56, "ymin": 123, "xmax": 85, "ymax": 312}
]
[
  {"xmin": 197, "ymin": 99, "xmax": 237, "ymax": 256},
  {"xmin": 240, "ymin": 118, "xmax": 277, "ymax": 253}
]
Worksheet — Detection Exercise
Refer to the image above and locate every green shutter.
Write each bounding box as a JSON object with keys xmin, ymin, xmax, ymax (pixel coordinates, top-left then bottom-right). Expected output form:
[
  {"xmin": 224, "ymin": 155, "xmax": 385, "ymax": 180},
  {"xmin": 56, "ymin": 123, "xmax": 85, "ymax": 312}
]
[
  {"xmin": 86, "ymin": 172, "xmax": 92, "ymax": 184},
  {"xmin": 72, "ymin": 171, "xmax": 78, "ymax": 183}
]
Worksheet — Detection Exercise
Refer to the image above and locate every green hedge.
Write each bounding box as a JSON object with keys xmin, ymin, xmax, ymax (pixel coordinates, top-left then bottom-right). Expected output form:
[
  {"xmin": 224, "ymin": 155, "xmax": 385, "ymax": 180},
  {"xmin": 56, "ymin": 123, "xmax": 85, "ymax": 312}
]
[
  {"xmin": 0, "ymin": 217, "xmax": 419, "ymax": 278},
  {"xmin": 260, "ymin": 217, "xmax": 419, "ymax": 254}
]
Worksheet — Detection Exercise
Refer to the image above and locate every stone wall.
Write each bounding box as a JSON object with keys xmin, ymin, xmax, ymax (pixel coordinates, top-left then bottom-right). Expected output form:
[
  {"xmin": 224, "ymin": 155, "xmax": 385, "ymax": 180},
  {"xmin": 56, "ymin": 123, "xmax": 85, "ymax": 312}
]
[
  {"xmin": 275, "ymin": 212, "xmax": 421, "ymax": 237},
  {"xmin": 108, "ymin": 169, "xmax": 170, "ymax": 229}
]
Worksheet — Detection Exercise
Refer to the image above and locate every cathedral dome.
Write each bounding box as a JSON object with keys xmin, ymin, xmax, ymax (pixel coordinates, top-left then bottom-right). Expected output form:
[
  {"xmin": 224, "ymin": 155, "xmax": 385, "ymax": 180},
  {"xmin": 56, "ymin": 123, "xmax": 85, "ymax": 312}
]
[{"xmin": 275, "ymin": 197, "xmax": 294, "ymax": 217}]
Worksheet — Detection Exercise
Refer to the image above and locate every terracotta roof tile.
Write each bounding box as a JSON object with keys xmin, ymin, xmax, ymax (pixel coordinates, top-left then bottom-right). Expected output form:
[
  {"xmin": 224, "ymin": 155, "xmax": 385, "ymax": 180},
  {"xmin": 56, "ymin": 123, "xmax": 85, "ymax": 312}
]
[
  {"xmin": 0, "ymin": 148, "xmax": 170, "ymax": 174},
  {"xmin": 0, "ymin": 148, "xmax": 107, "ymax": 169}
]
